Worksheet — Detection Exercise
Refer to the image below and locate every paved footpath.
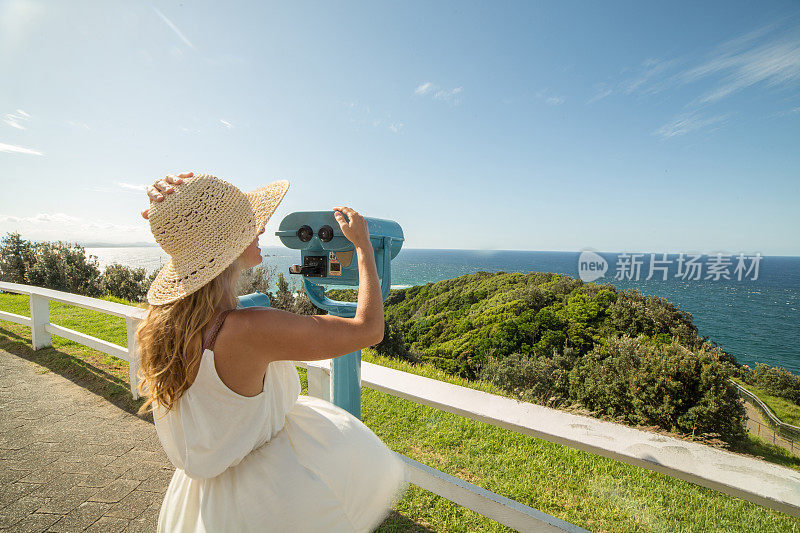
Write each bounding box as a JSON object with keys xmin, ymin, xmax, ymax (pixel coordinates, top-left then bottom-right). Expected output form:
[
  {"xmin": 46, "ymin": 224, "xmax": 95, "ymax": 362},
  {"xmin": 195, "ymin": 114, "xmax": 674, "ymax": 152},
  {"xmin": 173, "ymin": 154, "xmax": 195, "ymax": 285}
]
[{"xmin": 0, "ymin": 349, "xmax": 173, "ymax": 532}]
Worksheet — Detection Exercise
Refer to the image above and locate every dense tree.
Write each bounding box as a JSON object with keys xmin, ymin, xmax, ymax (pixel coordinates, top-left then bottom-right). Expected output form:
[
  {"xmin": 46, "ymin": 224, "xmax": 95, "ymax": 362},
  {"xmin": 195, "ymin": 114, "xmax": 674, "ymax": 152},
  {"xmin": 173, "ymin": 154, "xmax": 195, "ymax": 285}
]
[
  {"xmin": 238, "ymin": 264, "xmax": 278, "ymax": 298},
  {"xmin": 569, "ymin": 335, "xmax": 747, "ymax": 444},
  {"xmin": 99, "ymin": 263, "xmax": 148, "ymax": 302},
  {"xmin": 0, "ymin": 232, "xmax": 35, "ymax": 284},
  {"xmin": 738, "ymin": 362, "xmax": 800, "ymax": 405},
  {"xmin": 26, "ymin": 240, "xmax": 102, "ymax": 296},
  {"xmin": 270, "ymin": 273, "xmax": 295, "ymax": 311}
]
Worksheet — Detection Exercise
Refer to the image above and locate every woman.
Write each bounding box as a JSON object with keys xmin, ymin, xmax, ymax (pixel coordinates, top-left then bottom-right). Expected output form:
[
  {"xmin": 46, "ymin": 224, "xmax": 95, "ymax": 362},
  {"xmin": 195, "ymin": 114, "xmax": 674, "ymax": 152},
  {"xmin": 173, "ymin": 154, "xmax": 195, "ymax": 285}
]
[{"xmin": 137, "ymin": 172, "xmax": 409, "ymax": 532}]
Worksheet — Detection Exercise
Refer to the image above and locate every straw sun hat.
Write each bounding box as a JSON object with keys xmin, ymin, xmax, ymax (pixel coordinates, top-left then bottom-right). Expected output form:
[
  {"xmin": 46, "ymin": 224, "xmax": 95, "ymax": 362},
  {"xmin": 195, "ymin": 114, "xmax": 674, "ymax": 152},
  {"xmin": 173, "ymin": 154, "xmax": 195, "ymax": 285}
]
[{"xmin": 146, "ymin": 174, "xmax": 289, "ymax": 305}]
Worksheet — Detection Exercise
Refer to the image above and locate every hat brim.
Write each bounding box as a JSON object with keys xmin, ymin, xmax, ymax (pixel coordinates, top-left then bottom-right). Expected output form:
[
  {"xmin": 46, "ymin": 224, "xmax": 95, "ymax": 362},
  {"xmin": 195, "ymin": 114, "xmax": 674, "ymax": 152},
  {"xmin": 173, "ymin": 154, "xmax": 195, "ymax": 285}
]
[
  {"xmin": 246, "ymin": 179, "xmax": 290, "ymax": 233},
  {"xmin": 146, "ymin": 179, "xmax": 290, "ymax": 306}
]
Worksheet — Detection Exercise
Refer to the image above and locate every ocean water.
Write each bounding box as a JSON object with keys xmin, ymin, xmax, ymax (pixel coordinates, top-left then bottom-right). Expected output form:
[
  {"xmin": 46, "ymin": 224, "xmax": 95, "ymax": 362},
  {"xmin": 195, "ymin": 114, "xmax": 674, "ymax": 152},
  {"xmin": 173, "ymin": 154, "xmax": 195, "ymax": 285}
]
[{"xmin": 83, "ymin": 247, "xmax": 800, "ymax": 374}]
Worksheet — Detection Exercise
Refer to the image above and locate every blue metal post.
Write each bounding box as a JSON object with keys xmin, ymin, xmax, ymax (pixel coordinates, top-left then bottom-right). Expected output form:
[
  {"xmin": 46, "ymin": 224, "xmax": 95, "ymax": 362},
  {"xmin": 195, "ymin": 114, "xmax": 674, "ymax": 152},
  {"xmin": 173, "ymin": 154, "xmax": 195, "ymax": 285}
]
[{"xmin": 331, "ymin": 350, "xmax": 362, "ymax": 418}]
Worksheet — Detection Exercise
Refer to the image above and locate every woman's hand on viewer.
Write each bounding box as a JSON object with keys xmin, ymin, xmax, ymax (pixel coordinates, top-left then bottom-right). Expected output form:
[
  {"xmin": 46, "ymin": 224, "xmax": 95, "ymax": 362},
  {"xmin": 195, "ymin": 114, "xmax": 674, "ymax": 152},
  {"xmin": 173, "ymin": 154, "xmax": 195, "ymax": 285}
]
[
  {"xmin": 141, "ymin": 172, "xmax": 194, "ymax": 220},
  {"xmin": 332, "ymin": 206, "xmax": 370, "ymax": 249}
]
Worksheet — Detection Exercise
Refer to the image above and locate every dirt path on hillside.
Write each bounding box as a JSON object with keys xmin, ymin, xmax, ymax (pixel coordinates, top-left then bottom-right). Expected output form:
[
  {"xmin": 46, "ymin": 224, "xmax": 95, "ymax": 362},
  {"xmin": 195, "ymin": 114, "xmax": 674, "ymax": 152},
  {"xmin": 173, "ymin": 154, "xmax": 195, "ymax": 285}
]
[{"xmin": 743, "ymin": 400, "xmax": 799, "ymax": 458}]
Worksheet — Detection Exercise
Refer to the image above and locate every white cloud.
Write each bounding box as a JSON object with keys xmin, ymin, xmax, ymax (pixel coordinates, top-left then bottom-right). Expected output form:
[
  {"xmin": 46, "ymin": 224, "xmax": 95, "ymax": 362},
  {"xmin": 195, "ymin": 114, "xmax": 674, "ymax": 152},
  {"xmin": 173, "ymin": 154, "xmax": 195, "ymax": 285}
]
[
  {"xmin": 1, "ymin": 212, "xmax": 81, "ymax": 224},
  {"xmin": 587, "ymin": 87, "xmax": 613, "ymax": 104},
  {"xmin": 117, "ymin": 182, "xmax": 147, "ymax": 191},
  {"xmin": 774, "ymin": 105, "xmax": 800, "ymax": 117},
  {"xmin": 621, "ymin": 57, "xmax": 679, "ymax": 96},
  {"xmin": 84, "ymin": 221, "xmax": 136, "ymax": 231},
  {"xmin": 414, "ymin": 82, "xmax": 463, "ymax": 105},
  {"xmin": 591, "ymin": 18, "xmax": 800, "ymax": 135},
  {"xmin": 67, "ymin": 120, "xmax": 90, "ymax": 130},
  {"xmin": 624, "ymin": 23, "xmax": 800, "ymax": 105},
  {"xmin": 414, "ymin": 82, "xmax": 433, "ymax": 95},
  {"xmin": 152, "ymin": 6, "xmax": 196, "ymax": 50},
  {"xmin": 0, "ymin": 212, "xmax": 147, "ymax": 245},
  {"xmin": 3, "ymin": 109, "xmax": 31, "ymax": 129},
  {"xmin": 342, "ymin": 101, "xmax": 404, "ymax": 133},
  {"xmin": 682, "ymin": 38, "xmax": 800, "ymax": 105},
  {"xmin": 434, "ymin": 86, "xmax": 462, "ymax": 101},
  {"xmin": 653, "ymin": 111, "xmax": 732, "ymax": 139},
  {"xmin": 0, "ymin": 141, "xmax": 43, "ymax": 155},
  {"xmin": 535, "ymin": 88, "xmax": 566, "ymax": 106}
]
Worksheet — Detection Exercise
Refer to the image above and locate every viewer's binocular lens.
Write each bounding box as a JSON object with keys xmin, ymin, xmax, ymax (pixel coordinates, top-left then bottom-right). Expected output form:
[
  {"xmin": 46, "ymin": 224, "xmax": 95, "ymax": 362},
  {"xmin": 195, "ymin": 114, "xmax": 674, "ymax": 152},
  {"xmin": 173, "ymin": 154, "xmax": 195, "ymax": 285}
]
[
  {"xmin": 297, "ymin": 224, "xmax": 335, "ymax": 242},
  {"xmin": 318, "ymin": 225, "xmax": 333, "ymax": 242},
  {"xmin": 297, "ymin": 225, "xmax": 313, "ymax": 242}
]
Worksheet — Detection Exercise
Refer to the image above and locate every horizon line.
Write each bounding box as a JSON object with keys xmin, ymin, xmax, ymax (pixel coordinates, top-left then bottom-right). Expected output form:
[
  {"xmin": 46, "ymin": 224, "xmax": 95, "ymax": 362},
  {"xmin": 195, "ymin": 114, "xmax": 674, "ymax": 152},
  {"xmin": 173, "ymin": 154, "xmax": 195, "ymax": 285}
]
[{"xmin": 76, "ymin": 243, "xmax": 800, "ymax": 258}]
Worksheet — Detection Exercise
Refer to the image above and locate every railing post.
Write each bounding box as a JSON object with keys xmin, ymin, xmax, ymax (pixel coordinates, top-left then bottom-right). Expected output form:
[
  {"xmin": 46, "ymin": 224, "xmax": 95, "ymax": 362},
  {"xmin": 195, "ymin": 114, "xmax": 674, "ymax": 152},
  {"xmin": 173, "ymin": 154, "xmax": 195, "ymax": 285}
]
[
  {"xmin": 30, "ymin": 294, "xmax": 51, "ymax": 350},
  {"xmin": 126, "ymin": 316, "xmax": 141, "ymax": 400},
  {"xmin": 307, "ymin": 360, "xmax": 331, "ymax": 402}
]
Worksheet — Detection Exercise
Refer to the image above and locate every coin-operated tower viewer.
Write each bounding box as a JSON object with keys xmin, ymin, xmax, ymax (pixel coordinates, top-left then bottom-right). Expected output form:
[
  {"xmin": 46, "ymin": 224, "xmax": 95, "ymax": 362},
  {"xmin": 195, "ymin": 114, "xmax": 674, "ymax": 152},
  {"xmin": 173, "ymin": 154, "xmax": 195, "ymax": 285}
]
[{"xmin": 276, "ymin": 211, "xmax": 404, "ymax": 419}]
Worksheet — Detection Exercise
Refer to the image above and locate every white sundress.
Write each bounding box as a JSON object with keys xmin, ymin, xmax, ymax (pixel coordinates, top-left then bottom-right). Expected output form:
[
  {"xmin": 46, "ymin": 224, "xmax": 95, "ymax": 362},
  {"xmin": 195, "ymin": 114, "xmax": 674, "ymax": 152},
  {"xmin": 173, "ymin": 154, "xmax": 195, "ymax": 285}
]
[{"xmin": 151, "ymin": 310, "xmax": 410, "ymax": 532}]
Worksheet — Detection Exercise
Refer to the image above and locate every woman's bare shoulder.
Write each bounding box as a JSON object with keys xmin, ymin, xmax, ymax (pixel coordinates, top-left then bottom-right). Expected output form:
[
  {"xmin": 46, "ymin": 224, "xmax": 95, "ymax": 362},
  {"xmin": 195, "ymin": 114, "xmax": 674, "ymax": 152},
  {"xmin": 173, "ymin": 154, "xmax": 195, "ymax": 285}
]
[
  {"xmin": 224, "ymin": 307, "xmax": 275, "ymax": 337},
  {"xmin": 220, "ymin": 307, "xmax": 288, "ymax": 355},
  {"xmin": 211, "ymin": 308, "xmax": 273, "ymax": 396}
]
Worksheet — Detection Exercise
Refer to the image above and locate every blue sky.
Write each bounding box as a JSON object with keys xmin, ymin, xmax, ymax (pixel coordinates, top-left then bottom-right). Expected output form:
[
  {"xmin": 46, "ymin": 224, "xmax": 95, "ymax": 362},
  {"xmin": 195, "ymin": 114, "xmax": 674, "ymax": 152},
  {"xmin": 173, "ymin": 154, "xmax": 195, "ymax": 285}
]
[{"xmin": 1, "ymin": 0, "xmax": 799, "ymax": 255}]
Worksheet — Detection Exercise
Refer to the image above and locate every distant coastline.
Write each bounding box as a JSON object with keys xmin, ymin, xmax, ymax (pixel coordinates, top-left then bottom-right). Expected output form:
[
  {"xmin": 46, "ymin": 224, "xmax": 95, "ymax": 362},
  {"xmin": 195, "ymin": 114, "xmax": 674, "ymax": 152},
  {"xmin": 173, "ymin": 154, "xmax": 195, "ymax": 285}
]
[{"xmin": 77, "ymin": 242, "xmax": 800, "ymax": 256}]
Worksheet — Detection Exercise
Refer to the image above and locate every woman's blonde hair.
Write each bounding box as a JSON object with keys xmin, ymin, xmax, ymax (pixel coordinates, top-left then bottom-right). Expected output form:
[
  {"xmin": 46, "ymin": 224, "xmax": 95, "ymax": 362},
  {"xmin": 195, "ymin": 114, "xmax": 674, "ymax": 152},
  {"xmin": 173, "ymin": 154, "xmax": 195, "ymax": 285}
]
[{"xmin": 135, "ymin": 257, "xmax": 243, "ymax": 417}]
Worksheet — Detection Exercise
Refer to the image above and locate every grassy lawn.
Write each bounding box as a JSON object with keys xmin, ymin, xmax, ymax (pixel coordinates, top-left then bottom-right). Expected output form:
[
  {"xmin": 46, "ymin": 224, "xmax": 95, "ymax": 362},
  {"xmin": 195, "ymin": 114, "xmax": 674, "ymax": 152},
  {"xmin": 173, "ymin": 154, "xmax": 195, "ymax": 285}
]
[
  {"xmin": 731, "ymin": 377, "xmax": 800, "ymax": 427},
  {"xmin": 1, "ymin": 291, "xmax": 799, "ymax": 532}
]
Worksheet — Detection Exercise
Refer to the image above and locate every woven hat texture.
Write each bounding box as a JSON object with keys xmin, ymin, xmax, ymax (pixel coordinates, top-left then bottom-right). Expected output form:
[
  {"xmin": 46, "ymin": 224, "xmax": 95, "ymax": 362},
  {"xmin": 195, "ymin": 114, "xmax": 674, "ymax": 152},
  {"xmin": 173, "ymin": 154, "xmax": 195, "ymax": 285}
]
[{"xmin": 146, "ymin": 173, "xmax": 289, "ymax": 305}]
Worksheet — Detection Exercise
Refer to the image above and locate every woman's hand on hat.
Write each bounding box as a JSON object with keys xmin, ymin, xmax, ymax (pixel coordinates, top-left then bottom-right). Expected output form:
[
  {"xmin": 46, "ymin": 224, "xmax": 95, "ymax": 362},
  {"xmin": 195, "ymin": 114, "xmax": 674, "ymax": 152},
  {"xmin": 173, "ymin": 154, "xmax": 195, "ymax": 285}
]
[{"xmin": 141, "ymin": 172, "xmax": 194, "ymax": 220}]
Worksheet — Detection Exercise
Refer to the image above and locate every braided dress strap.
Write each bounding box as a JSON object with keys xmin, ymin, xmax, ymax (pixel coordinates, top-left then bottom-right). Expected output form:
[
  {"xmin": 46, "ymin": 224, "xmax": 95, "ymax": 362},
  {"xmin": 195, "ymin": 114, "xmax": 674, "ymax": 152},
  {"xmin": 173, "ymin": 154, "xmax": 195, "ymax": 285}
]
[{"xmin": 203, "ymin": 309, "xmax": 234, "ymax": 351}]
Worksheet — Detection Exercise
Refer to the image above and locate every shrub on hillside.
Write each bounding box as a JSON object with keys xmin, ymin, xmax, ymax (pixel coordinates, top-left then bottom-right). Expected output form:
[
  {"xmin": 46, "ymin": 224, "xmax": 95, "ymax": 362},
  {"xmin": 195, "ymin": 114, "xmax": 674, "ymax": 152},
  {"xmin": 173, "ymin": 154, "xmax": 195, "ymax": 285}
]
[
  {"xmin": 26, "ymin": 241, "xmax": 102, "ymax": 297},
  {"xmin": 568, "ymin": 335, "xmax": 747, "ymax": 444},
  {"xmin": 270, "ymin": 273, "xmax": 295, "ymax": 311},
  {"xmin": 738, "ymin": 363, "xmax": 800, "ymax": 406},
  {"xmin": 374, "ymin": 315, "xmax": 421, "ymax": 364},
  {"xmin": 99, "ymin": 263, "xmax": 148, "ymax": 302},
  {"xmin": 293, "ymin": 283, "xmax": 326, "ymax": 316},
  {"xmin": 238, "ymin": 264, "xmax": 278, "ymax": 297},
  {"xmin": 325, "ymin": 287, "xmax": 358, "ymax": 302},
  {"xmin": 478, "ymin": 346, "xmax": 578, "ymax": 407},
  {"xmin": 264, "ymin": 272, "xmax": 326, "ymax": 315},
  {"xmin": 1, "ymin": 233, "xmax": 103, "ymax": 297},
  {"xmin": 0, "ymin": 232, "xmax": 35, "ymax": 284}
]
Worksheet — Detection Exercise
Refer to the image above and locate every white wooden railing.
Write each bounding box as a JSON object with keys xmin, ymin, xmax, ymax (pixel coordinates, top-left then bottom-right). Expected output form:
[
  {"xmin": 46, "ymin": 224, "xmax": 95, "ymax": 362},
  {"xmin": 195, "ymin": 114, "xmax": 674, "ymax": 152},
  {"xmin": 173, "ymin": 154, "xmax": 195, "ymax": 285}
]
[{"xmin": 1, "ymin": 282, "xmax": 799, "ymax": 530}]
